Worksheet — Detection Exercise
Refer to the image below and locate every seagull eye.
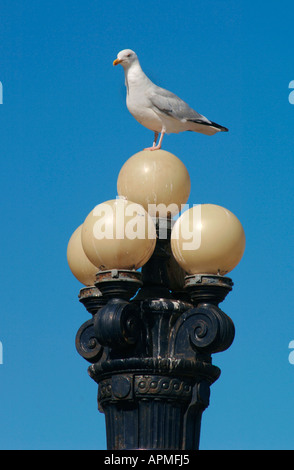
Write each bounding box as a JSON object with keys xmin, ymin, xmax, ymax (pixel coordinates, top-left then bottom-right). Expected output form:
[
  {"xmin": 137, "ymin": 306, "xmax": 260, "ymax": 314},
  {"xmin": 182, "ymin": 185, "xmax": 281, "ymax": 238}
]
[{"xmin": 127, "ymin": 53, "xmax": 132, "ymax": 57}]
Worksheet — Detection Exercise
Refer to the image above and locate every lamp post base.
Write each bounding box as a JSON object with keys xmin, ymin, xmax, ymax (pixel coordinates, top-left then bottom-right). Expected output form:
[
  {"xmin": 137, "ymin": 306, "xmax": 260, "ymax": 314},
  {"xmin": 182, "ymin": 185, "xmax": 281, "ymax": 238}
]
[{"xmin": 96, "ymin": 373, "xmax": 208, "ymax": 450}]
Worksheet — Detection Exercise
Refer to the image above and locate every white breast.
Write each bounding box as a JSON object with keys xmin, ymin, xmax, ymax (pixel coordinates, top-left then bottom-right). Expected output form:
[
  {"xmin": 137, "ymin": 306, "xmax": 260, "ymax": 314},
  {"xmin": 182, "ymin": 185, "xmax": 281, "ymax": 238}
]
[{"xmin": 124, "ymin": 67, "xmax": 162, "ymax": 133}]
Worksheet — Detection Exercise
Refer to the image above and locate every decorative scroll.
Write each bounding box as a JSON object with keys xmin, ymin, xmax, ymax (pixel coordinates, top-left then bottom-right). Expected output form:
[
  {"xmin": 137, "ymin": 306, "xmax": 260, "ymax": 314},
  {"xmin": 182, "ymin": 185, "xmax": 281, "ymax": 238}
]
[
  {"xmin": 170, "ymin": 304, "xmax": 235, "ymax": 357},
  {"xmin": 75, "ymin": 319, "xmax": 103, "ymax": 363},
  {"xmin": 94, "ymin": 299, "xmax": 142, "ymax": 349}
]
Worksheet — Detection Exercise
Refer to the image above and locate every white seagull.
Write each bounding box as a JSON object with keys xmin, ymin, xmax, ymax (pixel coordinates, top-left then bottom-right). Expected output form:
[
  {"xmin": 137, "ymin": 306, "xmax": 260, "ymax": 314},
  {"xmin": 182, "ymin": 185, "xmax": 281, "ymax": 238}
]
[{"xmin": 113, "ymin": 49, "xmax": 228, "ymax": 151}]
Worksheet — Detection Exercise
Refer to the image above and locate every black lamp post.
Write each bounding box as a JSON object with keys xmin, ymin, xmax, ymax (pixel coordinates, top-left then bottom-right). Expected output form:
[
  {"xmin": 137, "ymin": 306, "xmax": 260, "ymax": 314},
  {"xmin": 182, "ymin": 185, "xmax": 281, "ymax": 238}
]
[{"xmin": 67, "ymin": 150, "xmax": 245, "ymax": 450}]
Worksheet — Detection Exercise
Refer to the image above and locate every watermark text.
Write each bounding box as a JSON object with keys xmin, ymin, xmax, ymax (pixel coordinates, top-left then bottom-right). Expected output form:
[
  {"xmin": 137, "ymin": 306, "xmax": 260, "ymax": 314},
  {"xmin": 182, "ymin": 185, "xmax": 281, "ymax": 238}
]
[
  {"xmin": 289, "ymin": 81, "xmax": 294, "ymax": 105},
  {"xmin": 91, "ymin": 200, "xmax": 202, "ymax": 251},
  {"xmin": 289, "ymin": 340, "xmax": 294, "ymax": 365},
  {"xmin": 104, "ymin": 453, "xmax": 189, "ymax": 467}
]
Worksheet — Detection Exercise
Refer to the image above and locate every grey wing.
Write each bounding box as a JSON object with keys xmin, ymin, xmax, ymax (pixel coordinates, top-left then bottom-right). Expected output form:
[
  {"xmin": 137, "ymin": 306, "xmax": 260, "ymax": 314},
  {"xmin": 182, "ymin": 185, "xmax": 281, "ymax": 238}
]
[{"xmin": 147, "ymin": 85, "xmax": 211, "ymax": 125}]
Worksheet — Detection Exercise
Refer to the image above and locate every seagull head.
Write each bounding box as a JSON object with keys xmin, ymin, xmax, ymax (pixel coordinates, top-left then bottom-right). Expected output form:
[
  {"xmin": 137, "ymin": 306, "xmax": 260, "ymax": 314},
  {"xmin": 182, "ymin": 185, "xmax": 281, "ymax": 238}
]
[{"xmin": 113, "ymin": 49, "xmax": 138, "ymax": 68}]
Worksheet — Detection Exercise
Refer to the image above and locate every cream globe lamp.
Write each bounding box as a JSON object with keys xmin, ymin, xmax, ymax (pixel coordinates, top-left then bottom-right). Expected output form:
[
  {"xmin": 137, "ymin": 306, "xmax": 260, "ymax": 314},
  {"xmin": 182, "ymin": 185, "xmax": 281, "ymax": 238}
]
[
  {"xmin": 171, "ymin": 204, "xmax": 246, "ymax": 276},
  {"xmin": 67, "ymin": 224, "xmax": 104, "ymax": 314},
  {"xmin": 67, "ymin": 224, "xmax": 99, "ymax": 286},
  {"xmin": 81, "ymin": 198, "xmax": 156, "ymax": 271},
  {"xmin": 171, "ymin": 203, "xmax": 245, "ymax": 304},
  {"xmin": 117, "ymin": 150, "xmax": 191, "ymax": 218}
]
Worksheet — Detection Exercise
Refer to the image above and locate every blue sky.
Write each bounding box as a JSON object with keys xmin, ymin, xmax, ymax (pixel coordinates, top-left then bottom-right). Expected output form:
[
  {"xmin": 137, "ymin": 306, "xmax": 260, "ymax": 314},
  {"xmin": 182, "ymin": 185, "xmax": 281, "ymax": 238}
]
[{"xmin": 1, "ymin": 0, "xmax": 294, "ymax": 450}]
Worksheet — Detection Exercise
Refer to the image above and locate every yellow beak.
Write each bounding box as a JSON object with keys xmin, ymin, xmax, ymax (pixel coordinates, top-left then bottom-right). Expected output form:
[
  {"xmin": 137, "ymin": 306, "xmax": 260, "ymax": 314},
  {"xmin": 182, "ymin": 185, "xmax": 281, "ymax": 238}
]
[{"xmin": 113, "ymin": 58, "xmax": 122, "ymax": 66}]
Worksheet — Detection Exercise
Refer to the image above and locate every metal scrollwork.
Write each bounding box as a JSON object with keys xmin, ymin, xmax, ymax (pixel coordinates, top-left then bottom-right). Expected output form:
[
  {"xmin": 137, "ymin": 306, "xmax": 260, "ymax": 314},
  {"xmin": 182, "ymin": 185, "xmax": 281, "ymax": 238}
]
[
  {"xmin": 94, "ymin": 298, "xmax": 142, "ymax": 349},
  {"xmin": 170, "ymin": 304, "xmax": 235, "ymax": 357},
  {"xmin": 75, "ymin": 319, "xmax": 103, "ymax": 363}
]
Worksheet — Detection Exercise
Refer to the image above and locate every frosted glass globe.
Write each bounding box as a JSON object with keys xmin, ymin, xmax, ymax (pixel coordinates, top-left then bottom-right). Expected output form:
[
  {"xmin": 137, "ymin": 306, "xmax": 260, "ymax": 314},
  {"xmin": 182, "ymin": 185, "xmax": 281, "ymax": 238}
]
[
  {"xmin": 81, "ymin": 198, "xmax": 156, "ymax": 271},
  {"xmin": 67, "ymin": 225, "xmax": 99, "ymax": 286},
  {"xmin": 117, "ymin": 150, "xmax": 191, "ymax": 218},
  {"xmin": 171, "ymin": 204, "xmax": 245, "ymax": 275}
]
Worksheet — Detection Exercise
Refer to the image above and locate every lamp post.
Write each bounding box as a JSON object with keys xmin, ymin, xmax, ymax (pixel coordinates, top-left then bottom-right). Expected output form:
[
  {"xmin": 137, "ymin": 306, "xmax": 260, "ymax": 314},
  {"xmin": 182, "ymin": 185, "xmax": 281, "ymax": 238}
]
[{"xmin": 67, "ymin": 150, "xmax": 245, "ymax": 450}]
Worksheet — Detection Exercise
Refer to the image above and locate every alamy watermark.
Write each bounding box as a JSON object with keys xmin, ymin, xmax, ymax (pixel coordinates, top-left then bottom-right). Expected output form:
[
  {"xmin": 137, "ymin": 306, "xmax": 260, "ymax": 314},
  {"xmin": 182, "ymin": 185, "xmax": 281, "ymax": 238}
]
[
  {"xmin": 289, "ymin": 340, "xmax": 294, "ymax": 365},
  {"xmin": 0, "ymin": 341, "xmax": 3, "ymax": 365},
  {"xmin": 92, "ymin": 200, "xmax": 202, "ymax": 251},
  {"xmin": 289, "ymin": 81, "xmax": 294, "ymax": 104}
]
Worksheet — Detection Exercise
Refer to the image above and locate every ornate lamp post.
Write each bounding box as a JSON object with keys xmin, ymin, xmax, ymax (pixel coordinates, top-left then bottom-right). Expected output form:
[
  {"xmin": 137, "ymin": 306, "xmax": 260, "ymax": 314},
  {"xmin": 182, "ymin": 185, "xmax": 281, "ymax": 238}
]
[{"xmin": 67, "ymin": 150, "xmax": 245, "ymax": 450}]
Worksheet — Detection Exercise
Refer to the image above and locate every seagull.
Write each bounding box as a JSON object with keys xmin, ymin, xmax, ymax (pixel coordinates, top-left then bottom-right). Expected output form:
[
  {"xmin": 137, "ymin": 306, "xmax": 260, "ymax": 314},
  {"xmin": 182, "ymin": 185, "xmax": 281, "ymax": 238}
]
[{"xmin": 113, "ymin": 49, "xmax": 228, "ymax": 151}]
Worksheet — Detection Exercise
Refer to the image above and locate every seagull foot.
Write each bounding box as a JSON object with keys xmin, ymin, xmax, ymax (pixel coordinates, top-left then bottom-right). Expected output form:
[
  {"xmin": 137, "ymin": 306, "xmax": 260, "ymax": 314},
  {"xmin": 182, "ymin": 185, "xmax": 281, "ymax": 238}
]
[
  {"xmin": 144, "ymin": 131, "xmax": 165, "ymax": 151},
  {"xmin": 144, "ymin": 145, "xmax": 162, "ymax": 151}
]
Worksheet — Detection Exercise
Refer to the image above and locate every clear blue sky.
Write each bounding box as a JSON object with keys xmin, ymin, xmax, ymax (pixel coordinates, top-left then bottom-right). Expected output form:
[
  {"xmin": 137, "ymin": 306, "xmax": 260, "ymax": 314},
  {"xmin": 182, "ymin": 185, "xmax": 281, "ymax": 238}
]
[{"xmin": 1, "ymin": 0, "xmax": 294, "ymax": 450}]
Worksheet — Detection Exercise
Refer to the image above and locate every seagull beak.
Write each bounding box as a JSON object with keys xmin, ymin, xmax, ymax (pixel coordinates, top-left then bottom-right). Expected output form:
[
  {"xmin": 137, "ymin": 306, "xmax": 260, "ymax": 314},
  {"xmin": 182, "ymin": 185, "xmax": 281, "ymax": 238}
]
[{"xmin": 113, "ymin": 58, "xmax": 122, "ymax": 66}]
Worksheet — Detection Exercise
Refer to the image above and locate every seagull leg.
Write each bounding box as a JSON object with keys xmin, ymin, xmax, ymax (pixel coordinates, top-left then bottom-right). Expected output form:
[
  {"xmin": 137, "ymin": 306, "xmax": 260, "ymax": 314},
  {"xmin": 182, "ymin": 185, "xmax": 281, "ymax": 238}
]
[
  {"xmin": 144, "ymin": 131, "xmax": 165, "ymax": 151},
  {"xmin": 152, "ymin": 131, "xmax": 165, "ymax": 150},
  {"xmin": 144, "ymin": 132, "xmax": 159, "ymax": 151}
]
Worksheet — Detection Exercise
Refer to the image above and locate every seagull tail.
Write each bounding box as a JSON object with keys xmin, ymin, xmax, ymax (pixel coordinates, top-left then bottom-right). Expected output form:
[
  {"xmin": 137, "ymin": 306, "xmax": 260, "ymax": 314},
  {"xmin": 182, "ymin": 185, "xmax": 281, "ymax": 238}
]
[
  {"xmin": 209, "ymin": 121, "xmax": 229, "ymax": 132},
  {"xmin": 187, "ymin": 118, "xmax": 229, "ymax": 136}
]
